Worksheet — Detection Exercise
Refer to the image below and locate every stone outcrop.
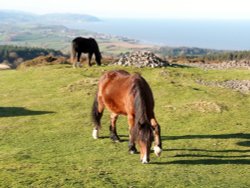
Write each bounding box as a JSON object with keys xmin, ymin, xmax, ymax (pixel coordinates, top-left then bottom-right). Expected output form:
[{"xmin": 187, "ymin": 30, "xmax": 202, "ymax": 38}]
[
  {"xmin": 185, "ymin": 60, "xmax": 250, "ymax": 70},
  {"xmin": 114, "ymin": 51, "xmax": 169, "ymax": 68},
  {"xmin": 197, "ymin": 79, "xmax": 250, "ymax": 94}
]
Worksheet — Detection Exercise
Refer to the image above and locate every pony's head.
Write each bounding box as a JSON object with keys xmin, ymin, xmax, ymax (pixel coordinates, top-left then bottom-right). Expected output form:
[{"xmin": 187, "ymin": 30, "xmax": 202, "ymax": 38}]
[
  {"xmin": 95, "ymin": 51, "xmax": 102, "ymax": 66},
  {"xmin": 136, "ymin": 123, "xmax": 154, "ymax": 164}
]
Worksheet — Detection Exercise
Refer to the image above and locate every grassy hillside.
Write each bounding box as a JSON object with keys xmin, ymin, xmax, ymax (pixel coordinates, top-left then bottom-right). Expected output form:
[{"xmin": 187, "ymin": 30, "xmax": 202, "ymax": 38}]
[{"xmin": 0, "ymin": 64, "xmax": 249, "ymax": 187}]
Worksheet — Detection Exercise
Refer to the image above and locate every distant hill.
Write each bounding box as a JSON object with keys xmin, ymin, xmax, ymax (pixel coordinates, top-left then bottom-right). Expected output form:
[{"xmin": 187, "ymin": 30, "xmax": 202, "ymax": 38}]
[
  {"xmin": 0, "ymin": 10, "xmax": 100, "ymax": 25},
  {"xmin": 40, "ymin": 13, "xmax": 100, "ymax": 23}
]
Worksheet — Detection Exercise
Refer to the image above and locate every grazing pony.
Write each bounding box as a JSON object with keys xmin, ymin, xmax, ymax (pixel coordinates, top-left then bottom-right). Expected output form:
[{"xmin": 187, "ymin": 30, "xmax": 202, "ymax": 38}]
[
  {"xmin": 71, "ymin": 37, "xmax": 101, "ymax": 67},
  {"xmin": 92, "ymin": 70, "xmax": 162, "ymax": 163}
]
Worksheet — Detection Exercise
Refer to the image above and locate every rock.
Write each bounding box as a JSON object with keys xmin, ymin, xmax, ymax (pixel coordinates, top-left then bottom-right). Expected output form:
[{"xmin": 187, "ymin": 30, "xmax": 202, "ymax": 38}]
[
  {"xmin": 114, "ymin": 51, "xmax": 169, "ymax": 68},
  {"xmin": 0, "ymin": 64, "xmax": 11, "ymax": 70},
  {"xmin": 186, "ymin": 60, "xmax": 250, "ymax": 70},
  {"xmin": 197, "ymin": 79, "xmax": 250, "ymax": 94}
]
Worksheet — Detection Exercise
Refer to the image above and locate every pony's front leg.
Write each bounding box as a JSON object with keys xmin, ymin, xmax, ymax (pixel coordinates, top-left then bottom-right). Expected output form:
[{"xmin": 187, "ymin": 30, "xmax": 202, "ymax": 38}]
[
  {"xmin": 92, "ymin": 94, "xmax": 104, "ymax": 139},
  {"xmin": 110, "ymin": 113, "xmax": 120, "ymax": 142},
  {"xmin": 128, "ymin": 115, "xmax": 137, "ymax": 154},
  {"xmin": 151, "ymin": 119, "xmax": 162, "ymax": 157},
  {"xmin": 72, "ymin": 57, "xmax": 77, "ymax": 68},
  {"xmin": 88, "ymin": 53, "xmax": 93, "ymax": 67},
  {"xmin": 76, "ymin": 52, "xmax": 81, "ymax": 68}
]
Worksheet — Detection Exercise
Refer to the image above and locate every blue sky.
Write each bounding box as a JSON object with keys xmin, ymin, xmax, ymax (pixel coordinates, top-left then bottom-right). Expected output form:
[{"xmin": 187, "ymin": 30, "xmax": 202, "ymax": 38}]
[{"xmin": 0, "ymin": 0, "xmax": 250, "ymax": 19}]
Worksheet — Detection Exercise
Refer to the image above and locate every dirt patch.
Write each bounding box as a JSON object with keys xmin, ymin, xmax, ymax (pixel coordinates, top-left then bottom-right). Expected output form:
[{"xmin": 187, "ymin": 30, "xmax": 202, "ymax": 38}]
[
  {"xmin": 163, "ymin": 101, "xmax": 226, "ymax": 113},
  {"xmin": 64, "ymin": 78, "xmax": 98, "ymax": 92},
  {"xmin": 102, "ymin": 41, "xmax": 156, "ymax": 49},
  {"xmin": 186, "ymin": 101, "xmax": 225, "ymax": 113}
]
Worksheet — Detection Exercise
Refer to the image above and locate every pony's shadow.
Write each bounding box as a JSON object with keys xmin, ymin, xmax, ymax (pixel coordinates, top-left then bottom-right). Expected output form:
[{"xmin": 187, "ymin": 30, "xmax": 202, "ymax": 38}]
[
  {"xmin": 99, "ymin": 135, "xmax": 129, "ymax": 143},
  {"xmin": 161, "ymin": 133, "xmax": 250, "ymax": 140},
  {"xmin": 152, "ymin": 133, "xmax": 250, "ymax": 165},
  {"xmin": 151, "ymin": 148, "xmax": 250, "ymax": 165},
  {"xmin": 237, "ymin": 141, "xmax": 250, "ymax": 147},
  {"xmin": 0, "ymin": 107, "xmax": 55, "ymax": 117},
  {"xmin": 168, "ymin": 63, "xmax": 193, "ymax": 68},
  {"xmin": 150, "ymin": 159, "xmax": 250, "ymax": 165}
]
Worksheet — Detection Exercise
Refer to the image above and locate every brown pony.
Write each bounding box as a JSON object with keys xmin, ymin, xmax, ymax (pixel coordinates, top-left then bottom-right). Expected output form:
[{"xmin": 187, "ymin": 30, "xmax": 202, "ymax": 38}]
[{"xmin": 92, "ymin": 70, "xmax": 162, "ymax": 163}]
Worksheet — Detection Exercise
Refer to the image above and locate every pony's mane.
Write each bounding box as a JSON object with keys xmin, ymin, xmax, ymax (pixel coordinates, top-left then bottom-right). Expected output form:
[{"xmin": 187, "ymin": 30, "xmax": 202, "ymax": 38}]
[
  {"xmin": 132, "ymin": 74, "xmax": 153, "ymax": 142},
  {"xmin": 133, "ymin": 75, "xmax": 149, "ymax": 125}
]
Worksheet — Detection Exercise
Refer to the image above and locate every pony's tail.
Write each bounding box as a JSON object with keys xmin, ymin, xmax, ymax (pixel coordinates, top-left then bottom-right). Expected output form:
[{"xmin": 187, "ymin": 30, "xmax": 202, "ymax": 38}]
[{"xmin": 91, "ymin": 93, "xmax": 103, "ymax": 134}]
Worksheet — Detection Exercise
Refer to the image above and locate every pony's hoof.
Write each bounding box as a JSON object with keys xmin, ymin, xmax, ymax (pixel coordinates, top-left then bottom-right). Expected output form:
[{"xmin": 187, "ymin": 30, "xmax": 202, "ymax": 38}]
[
  {"xmin": 114, "ymin": 139, "xmax": 120, "ymax": 143},
  {"xmin": 129, "ymin": 150, "xmax": 137, "ymax": 154},
  {"xmin": 154, "ymin": 146, "xmax": 162, "ymax": 157},
  {"xmin": 141, "ymin": 160, "xmax": 149, "ymax": 164},
  {"xmin": 141, "ymin": 156, "xmax": 149, "ymax": 164},
  {"xmin": 110, "ymin": 135, "xmax": 120, "ymax": 142},
  {"xmin": 92, "ymin": 129, "xmax": 99, "ymax": 139}
]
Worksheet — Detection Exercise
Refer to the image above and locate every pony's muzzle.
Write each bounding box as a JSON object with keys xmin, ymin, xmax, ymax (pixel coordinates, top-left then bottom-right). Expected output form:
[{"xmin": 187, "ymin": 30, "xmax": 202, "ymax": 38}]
[
  {"xmin": 92, "ymin": 129, "xmax": 99, "ymax": 139},
  {"xmin": 154, "ymin": 145, "xmax": 162, "ymax": 157}
]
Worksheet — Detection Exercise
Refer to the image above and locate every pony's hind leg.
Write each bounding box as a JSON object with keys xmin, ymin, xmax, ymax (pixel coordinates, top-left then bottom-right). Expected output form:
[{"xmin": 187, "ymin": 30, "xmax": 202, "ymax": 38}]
[
  {"xmin": 88, "ymin": 53, "xmax": 93, "ymax": 67},
  {"xmin": 71, "ymin": 45, "xmax": 77, "ymax": 68},
  {"xmin": 151, "ymin": 119, "xmax": 162, "ymax": 156},
  {"xmin": 76, "ymin": 52, "xmax": 81, "ymax": 68},
  {"xmin": 92, "ymin": 94, "xmax": 104, "ymax": 139},
  {"xmin": 109, "ymin": 113, "xmax": 120, "ymax": 142},
  {"xmin": 128, "ymin": 115, "xmax": 137, "ymax": 154}
]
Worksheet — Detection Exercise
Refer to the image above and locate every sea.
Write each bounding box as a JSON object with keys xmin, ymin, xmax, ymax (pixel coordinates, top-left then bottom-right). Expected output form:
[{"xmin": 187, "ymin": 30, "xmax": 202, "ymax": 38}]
[{"xmin": 67, "ymin": 19, "xmax": 250, "ymax": 51}]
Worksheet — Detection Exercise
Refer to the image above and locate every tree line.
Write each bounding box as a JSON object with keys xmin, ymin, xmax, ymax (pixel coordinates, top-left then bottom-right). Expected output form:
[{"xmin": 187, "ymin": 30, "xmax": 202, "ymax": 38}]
[
  {"xmin": 156, "ymin": 47, "xmax": 250, "ymax": 61},
  {"xmin": 0, "ymin": 45, "xmax": 63, "ymax": 68},
  {"xmin": 203, "ymin": 51, "xmax": 250, "ymax": 61}
]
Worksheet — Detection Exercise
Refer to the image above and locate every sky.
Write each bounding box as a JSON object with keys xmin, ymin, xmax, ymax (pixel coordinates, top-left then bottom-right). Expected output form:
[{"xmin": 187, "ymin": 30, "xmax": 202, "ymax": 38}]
[{"xmin": 0, "ymin": 0, "xmax": 250, "ymax": 19}]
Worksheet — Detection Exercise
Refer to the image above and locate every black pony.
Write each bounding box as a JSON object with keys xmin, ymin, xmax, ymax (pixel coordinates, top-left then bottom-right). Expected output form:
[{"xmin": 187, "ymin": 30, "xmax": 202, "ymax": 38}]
[{"xmin": 71, "ymin": 37, "xmax": 102, "ymax": 67}]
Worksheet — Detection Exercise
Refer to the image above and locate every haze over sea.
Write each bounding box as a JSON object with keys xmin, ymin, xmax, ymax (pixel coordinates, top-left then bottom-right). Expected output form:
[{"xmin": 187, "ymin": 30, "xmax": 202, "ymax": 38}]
[{"xmin": 69, "ymin": 19, "xmax": 250, "ymax": 51}]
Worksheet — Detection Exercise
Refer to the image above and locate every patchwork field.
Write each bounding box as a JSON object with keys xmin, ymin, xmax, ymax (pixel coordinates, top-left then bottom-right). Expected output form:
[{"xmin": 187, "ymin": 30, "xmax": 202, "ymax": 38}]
[{"xmin": 0, "ymin": 64, "xmax": 249, "ymax": 187}]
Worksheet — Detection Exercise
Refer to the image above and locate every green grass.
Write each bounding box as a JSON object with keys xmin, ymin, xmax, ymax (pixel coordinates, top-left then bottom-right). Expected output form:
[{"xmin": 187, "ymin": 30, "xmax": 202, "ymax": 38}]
[{"xmin": 0, "ymin": 64, "xmax": 249, "ymax": 187}]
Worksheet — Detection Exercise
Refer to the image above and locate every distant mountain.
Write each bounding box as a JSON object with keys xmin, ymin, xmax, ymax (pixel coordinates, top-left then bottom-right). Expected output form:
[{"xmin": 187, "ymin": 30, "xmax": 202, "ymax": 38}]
[
  {"xmin": 40, "ymin": 13, "xmax": 100, "ymax": 23},
  {"xmin": 0, "ymin": 10, "xmax": 36, "ymax": 22},
  {"xmin": 0, "ymin": 10, "xmax": 100, "ymax": 26}
]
